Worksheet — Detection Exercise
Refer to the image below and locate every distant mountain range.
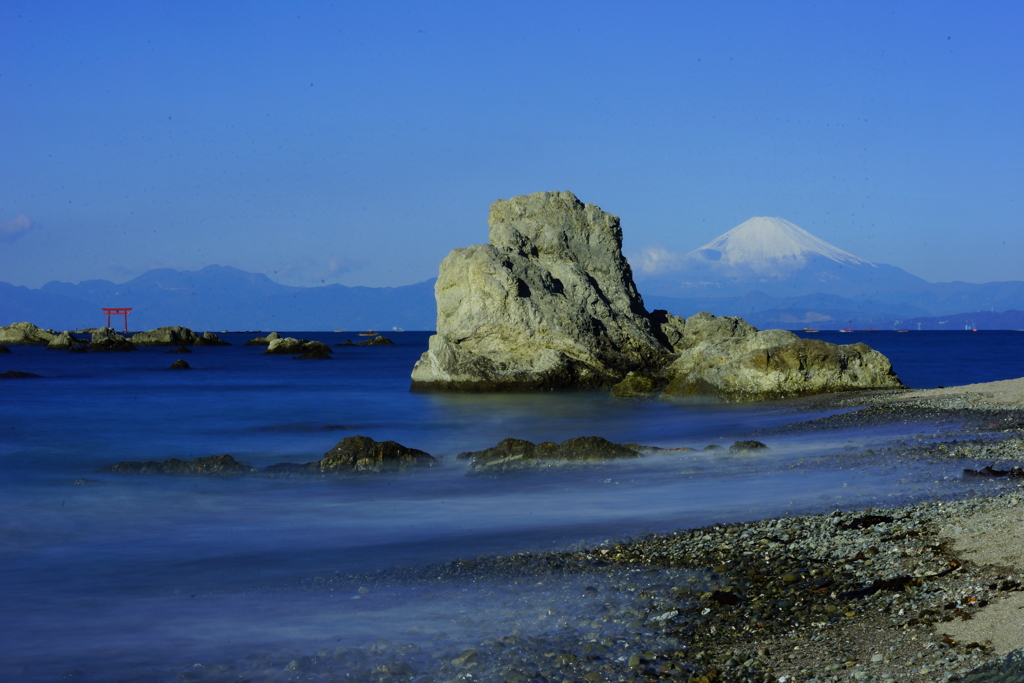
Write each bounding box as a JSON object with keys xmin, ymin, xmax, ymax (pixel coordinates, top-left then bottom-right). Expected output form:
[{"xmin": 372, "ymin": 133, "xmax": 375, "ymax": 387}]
[
  {"xmin": 3, "ymin": 218, "xmax": 1024, "ymax": 331},
  {"xmin": 635, "ymin": 217, "xmax": 1024, "ymax": 329},
  {"xmin": 0, "ymin": 266, "xmax": 436, "ymax": 331}
]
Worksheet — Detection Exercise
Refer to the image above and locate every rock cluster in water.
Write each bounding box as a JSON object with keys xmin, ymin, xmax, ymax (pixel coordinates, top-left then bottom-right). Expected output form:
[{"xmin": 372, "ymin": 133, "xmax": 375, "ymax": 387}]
[
  {"xmin": 410, "ymin": 191, "xmax": 904, "ymax": 400},
  {"xmin": 131, "ymin": 326, "xmax": 229, "ymax": 346},
  {"xmin": 105, "ymin": 435, "xmax": 437, "ymax": 475}
]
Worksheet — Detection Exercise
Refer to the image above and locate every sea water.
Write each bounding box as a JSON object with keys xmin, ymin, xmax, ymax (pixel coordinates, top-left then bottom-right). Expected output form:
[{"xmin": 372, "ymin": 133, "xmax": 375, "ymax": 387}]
[{"xmin": 1, "ymin": 330, "xmax": 1023, "ymax": 680}]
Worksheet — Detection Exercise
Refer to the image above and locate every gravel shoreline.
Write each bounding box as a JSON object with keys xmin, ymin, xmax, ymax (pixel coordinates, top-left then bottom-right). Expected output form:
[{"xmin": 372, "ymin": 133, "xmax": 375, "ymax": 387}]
[{"xmin": 59, "ymin": 387, "xmax": 1024, "ymax": 683}]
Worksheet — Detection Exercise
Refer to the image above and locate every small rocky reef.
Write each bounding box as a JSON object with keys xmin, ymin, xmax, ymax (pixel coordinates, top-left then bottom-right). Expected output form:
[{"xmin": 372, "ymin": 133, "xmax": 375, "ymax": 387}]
[
  {"xmin": 105, "ymin": 435, "xmax": 437, "ymax": 476},
  {"xmin": 458, "ymin": 436, "xmax": 641, "ymax": 475},
  {"xmin": 0, "ymin": 323, "xmax": 229, "ymax": 350},
  {"xmin": 410, "ymin": 191, "xmax": 904, "ymax": 401},
  {"xmin": 263, "ymin": 337, "xmax": 333, "ymax": 359},
  {"xmin": 131, "ymin": 326, "xmax": 230, "ymax": 346}
]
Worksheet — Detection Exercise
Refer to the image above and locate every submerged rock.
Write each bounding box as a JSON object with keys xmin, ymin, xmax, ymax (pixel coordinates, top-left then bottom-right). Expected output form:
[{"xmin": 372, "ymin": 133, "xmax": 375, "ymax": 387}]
[
  {"xmin": 0, "ymin": 345, "xmax": 10, "ymax": 354},
  {"xmin": 411, "ymin": 191, "xmax": 671, "ymax": 391},
  {"xmin": 356, "ymin": 335, "xmax": 395, "ymax": 346},
  {"xmin": 0, "ymin": 322, "xmax": 56, "ymax": 345},
  {"xmin": 410, "ymin": 192, "xmax": 903, "ymax": 401},
  {"xmin": 164, "ymin": 345, "xmax": 193, "ymax": 354},
  {"xmin": 0, "ymin": 370, "xmax": 41, "ymax": 378},
  {"xmin": 264, "ymin": 338, "xmax": 332, "ymax": 356},
  {"xmin": 320, "ymin": 435, "xmax": 436, "ymax": 473},
  {"xmin": 89, "ymin": 328, "xmax": 136, "ymax": 351},
  {"xmin": 294, "ymin": 351, "xmax": 331, "ymax": 360},
  {"xmin": 460, "ymin": 436, "xmax": 641, "ymax": 475},
  {"xmin": 169, "ymin": 359, "xmax": 190, "ymax": 369},
  {"xmin": 245, "ymin": 331, "xmax": 280, "ymax": 346},
  {"xmin": 104, "ymin": 454, "xmax": 256, "ymax": 475}
]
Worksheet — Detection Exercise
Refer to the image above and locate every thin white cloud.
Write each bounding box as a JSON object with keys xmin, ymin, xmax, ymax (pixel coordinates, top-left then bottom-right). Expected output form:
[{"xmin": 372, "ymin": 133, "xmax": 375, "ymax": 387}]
[
  {"xmin": 633, "ymin": 246, "xmax": 684, "ymax": 275},
  {"xmin": 0, "ymin": 215, "xmax": 37, "ymax": 243}
]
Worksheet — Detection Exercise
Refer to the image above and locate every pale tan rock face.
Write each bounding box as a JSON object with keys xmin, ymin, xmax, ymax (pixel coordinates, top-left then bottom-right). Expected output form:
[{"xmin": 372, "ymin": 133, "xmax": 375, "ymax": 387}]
[
  {"xmin": 0, "ymin": 322, "xmax": 55, "ymax": 345},
  {"xmin": 411, "ymin": 191, "xmax": 670, "ymax": 390},
  {"xmin": 664, "ymin": 326, "xmax": 904, "ymax": 400}
]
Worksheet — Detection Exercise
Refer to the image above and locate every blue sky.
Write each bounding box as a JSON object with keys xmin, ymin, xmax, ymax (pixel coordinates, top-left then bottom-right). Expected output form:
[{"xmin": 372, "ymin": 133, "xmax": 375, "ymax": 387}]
[{"xmin": 1, "ymin": 1, "xmax": 1021, "ymax": 288}]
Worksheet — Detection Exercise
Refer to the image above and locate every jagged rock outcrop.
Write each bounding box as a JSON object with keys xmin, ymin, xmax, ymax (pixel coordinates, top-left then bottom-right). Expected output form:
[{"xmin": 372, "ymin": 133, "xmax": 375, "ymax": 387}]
[
  {"xmin": 245, "ymin": 331, "xmax": 280, "ymax": 346},
  {"xmin": 319, "ymin": 435, "xmax": 436, "ymax": 473},
  {"xmin": 0, "ymin": 322, "xmax": 55, "ymax": 345},
  {"xmin": 410, "ymin": 191, "xmax": 905, "ymax": 400},
  {"xmin": 89, "ymin": 327, "xmax": 136, "ymax": 351},
  {"xmin": 458, "ymin": 436, "xmax": 642, "ymax": 475},
  {"xmin": 263, "ymin": 338, "xmax": 332, "ymax": 356},
  {"xmin": 46, "ymin": 331, "xmax": 81, "ymax": 350},
  {"xmin": 411, "ymin": 191, "xmax": 671, "ymax": 390}
]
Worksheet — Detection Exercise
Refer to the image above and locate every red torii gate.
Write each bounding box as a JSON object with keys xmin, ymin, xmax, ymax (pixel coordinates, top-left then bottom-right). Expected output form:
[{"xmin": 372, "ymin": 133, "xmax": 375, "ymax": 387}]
[{"xmin": 101, "ymin": 307, "xmax": 133, "ymax": 333}]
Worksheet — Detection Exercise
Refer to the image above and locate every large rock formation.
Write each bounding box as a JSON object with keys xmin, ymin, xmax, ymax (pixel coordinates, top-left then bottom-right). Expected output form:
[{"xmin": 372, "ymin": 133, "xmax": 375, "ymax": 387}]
[
  {"xmin": 410, "ymin": 191, "xmax": 905, "ymax": 401},
  {"xmin": 0, "ymin": 322, "xmax": 56, "ymax": 345},
  {"xmin": 131, "ymin": 326, "xmax": 199, "ymax": 346},
  {"xmin": 411, "ymin": 191, "xmax": 670, "ymax": 390}
]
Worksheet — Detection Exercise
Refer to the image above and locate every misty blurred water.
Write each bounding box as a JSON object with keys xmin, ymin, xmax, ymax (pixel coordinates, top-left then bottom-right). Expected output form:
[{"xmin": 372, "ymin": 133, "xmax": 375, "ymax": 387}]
[{"xmin": 1, "ymin": 330, "xmax": 1022, "ymax": 680}]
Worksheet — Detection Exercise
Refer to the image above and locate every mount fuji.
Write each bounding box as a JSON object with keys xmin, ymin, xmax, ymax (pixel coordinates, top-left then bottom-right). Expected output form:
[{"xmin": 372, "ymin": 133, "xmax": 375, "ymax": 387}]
[
  {"xmin": 634, "ymin": 217, "xmax": 1024, "ymax": 329},
  {"xmin": 636, "ymin": 216, "xmax": 927, "ymax": 300}
]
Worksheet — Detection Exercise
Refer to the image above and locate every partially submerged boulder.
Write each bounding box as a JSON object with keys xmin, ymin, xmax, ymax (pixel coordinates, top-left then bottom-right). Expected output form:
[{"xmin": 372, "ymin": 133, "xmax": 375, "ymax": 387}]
[
  {"xmin": 131, "ymin": 326, "xmax": 199, "ymax": 346},
  {"xmin": 245, "ymin": 331, "xmax": 280, "ymax": 346},
  {"xmin": 410, "ymin": 191, "xmax": 904, "ymax": 401},
  {"xmin": 164, "ymin": 345, "xmax": 192, "ymax": 354},
  {"xmin": 411, "ymin": 191, "xmax": 671, "ymax": 391},
  {"xmin": 46, "ymin": 331, "xmax": 82, "ymax": 350},
  {"xmin": 104, "ymin": 454, "xmax": 256, "ymax": 475},
  {"xmin": 264, "ymin": 338, "xmax": 331, "ymax": 356},
  {"xmin": 320, "ymin": 435, "xmax": 436, "ymax": 473},
  {"xmin": 89, "ymin": 328, "xmax": 136, "ymax": 351},
  {"xmin": 195, "ymin": 331, "xmax": 230, "ymax": 346},
  {"xmin": 0, "ymin": 322, "xmax": 55, "ymax": 345},
  {"xmin": 356, "ymin": 335, "xmax": 395, "ymax": 346},
  {"xmin": 0, "ymin": 345, "xmax": 10, "ymax": 354},
  {"xmin": 1, "ymin": 370, "xmax": 41, "ymax": 378},
  {"xmin": 459, "ymin": 436, "xmax": 641, "ymax": 475},
  {"xmin": 169, "ymin": 359, "xmax": 190, "ymax": 369}
]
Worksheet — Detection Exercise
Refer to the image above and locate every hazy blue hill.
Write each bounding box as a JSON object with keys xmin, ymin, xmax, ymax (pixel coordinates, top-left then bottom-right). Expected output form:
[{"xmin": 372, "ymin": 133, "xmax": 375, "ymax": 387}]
[{"xmin": 2, "ymin": 265, "xmax": 437, "ymax": 331}]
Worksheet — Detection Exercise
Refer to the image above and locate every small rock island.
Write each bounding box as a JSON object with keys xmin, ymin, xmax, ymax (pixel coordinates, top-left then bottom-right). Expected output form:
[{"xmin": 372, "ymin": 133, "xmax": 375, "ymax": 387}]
[{"xmin": 411, "ymin": 191, "xmax": 903, "ymax": 400}]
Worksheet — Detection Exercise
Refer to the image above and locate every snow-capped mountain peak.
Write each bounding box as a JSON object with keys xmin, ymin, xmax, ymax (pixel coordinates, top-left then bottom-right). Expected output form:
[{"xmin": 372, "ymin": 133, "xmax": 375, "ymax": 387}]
[{"xmin": 688, "ymin": 217, "xmax": 873, "ymax": 269}]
